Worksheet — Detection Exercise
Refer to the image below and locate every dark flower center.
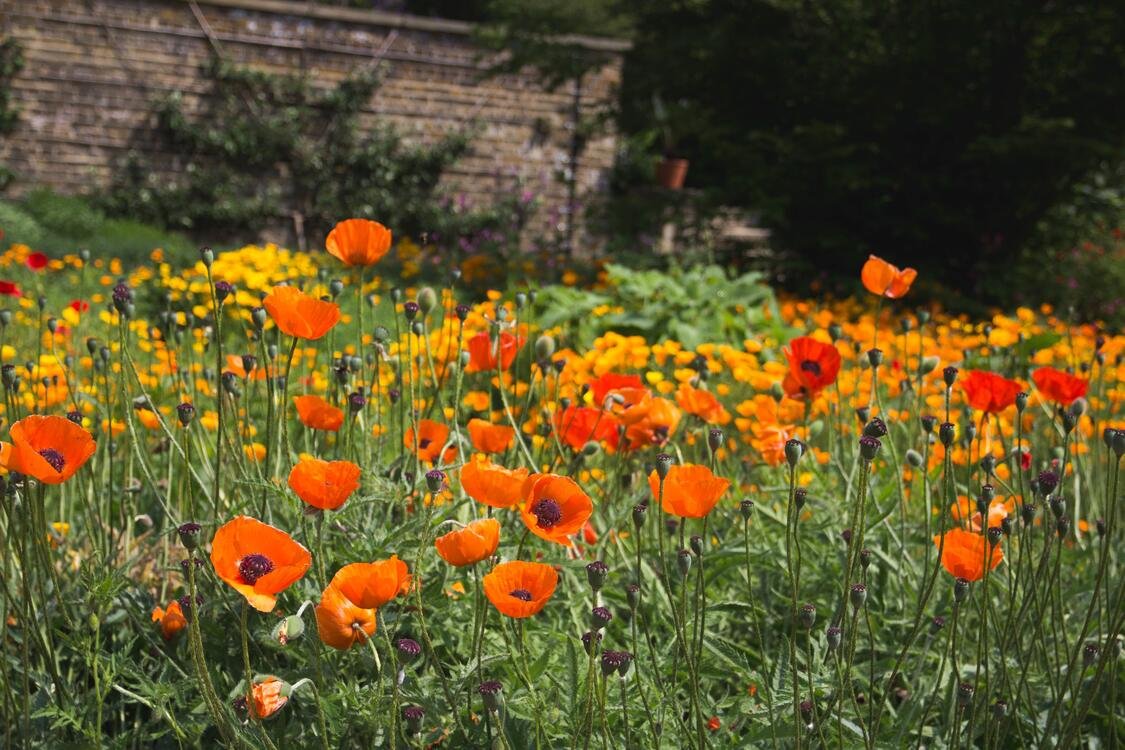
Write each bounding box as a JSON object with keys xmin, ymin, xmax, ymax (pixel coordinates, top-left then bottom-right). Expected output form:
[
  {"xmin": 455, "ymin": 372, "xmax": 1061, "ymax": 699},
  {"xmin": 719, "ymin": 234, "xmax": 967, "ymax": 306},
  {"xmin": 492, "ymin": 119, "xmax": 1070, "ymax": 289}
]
[
  {"xmin": 38, "ymin": 448, "xmax": 66, "ymax": 473},
  {"xmin": 419, "ymin": 438, "xmax": 432, "ymax": 449},
  {"xmin": 800, "ymin": 360, "xmax": 822, "ymax": 376},
  {"xmin": 532, "ymin": 498, "xmax": 563, "ymax": 529},
  {"xmin": 238, "ymin": 553, "xmax": 275, "ymax": 584},
  {"xmin": 509, "ymin": 588, "xmax": 533, "ymax": 601}
]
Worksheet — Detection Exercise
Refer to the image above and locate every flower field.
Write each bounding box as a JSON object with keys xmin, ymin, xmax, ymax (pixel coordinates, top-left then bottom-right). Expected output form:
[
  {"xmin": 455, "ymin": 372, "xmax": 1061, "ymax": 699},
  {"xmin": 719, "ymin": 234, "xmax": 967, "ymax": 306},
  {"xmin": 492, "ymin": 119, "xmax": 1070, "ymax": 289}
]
[{"xmin": 0, "ymin": 220, "xmax": 1120, "ymax": 749}]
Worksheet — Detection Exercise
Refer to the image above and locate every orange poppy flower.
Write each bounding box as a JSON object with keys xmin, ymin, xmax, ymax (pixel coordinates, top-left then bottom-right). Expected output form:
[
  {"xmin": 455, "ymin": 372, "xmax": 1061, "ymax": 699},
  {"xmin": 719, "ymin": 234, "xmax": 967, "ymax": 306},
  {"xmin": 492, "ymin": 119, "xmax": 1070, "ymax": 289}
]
[
  {"xmin": 435, "ymin": 518, "xmax": 501, "ymax": 567},
  {"xmin": 315, "ymin": 583, "xmax": 377, "ymax": 650},
  {"xmin": 466, "ymin": 331, "xmax": 525, "ymax": 373},
  {"xmin": 482, "ymin": 560, "xmax": 558, "ymax": 618},
  {"xmin": 605, "ymin": 386, "xmax": 653, "ymax": 424},
  {"xmin": 294, "ymin": 395, "xmax": 344, "ymax": 432},
  {"xmin": 623, "ymin": 398, "xmax": 681, "ymax": 451},
  {"xmin": 248, "ymin": 676, "xmax": 289, "ymax": 719},
  {"xmin": 520, "ymin": 473, "xmax": 593, "ymax": 545},
  {"xmin": 151, "ymin": 600, "xmax": 188, "ymax": 641},
  {"xmin": 554, "ymin": 406, "xmax": 620, "ymax": 451},
  {"xmin": 648, "ymin": 463, "xmax": 731, "ymax": 518},
  {"xmin": 325, "ymin": 218, "xmax": 392, "ymax": 267},
  {"xmin": 329, "ymin": 556, "xmax": 410, "ymax": 609},
  {"xmin": 405, "ymin": 420, "xmax": 455, "ymax": 464},
  {"xmin": 861, "ymin": 254, "xmax": 918, "ymax": 298},
  {"xmin": 0, "ymin": 414, "xmax": 96, "ymax": 484},
  {"xmin": 933, "ymin": 528, "xmax": 1003, "ymax": 582},
  {"xmin": 676, "ymin": 383, "xmax": 731, "ymax": 425},
  {"xmin": 288, "ymin": 457, "xmax": 361, "ymax": 511},
  {"xmin": 210, "ymin": 516, "xmax": 312, "ymax": 612},
  {"xmin": 783, "ymin": 336, "xmax": 842, "ymax": 397},
  {"xmin": 467, "ymin": 418, "xmax": 516, "ymax": 454},
  {"xmin": 262, "ymin": 285, "xmax": 341, "ymax": 341},
  {"xmin": 460, "ymin": 454, "xmax": 530, "ymax": 508},
  {"xmin": 1032, "ymin": 367, "xmax": 1088, "ymax": 406},
  {"xmin": 589, "ymin": 372, "xmax": 645, "ymax": 405},
  {"xmin": 961, "ymin": 370, "xmax": 1023, "ymax": 414}
]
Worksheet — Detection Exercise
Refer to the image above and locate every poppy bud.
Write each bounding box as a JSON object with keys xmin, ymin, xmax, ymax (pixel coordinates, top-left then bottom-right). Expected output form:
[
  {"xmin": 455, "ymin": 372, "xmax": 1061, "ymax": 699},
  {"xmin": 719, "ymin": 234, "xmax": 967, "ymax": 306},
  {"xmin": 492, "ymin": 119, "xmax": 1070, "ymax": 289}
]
[
  {"xmin": 957, "ymin": 683, "xmax": 974, "ymax": 707},
  {"xmin": 534, "ymin": 335, "xmax": 556, "ymax": 360},
  {"xmin": 271, "ymin": 614, "xmax": 305, "ymax": 645},
  {"xmin": 1021, "ymin": 502, "xmax": 1037, "ymax": 526},
  {"xmin": 1049, "ymin": 495, "xmax": 1065, "ymax": 519},
  {"xmin": 241, "ymin": 354, "xmax": 257, "ymax": 374},
  {"xmin": 859, "ymin": 548, "xmax": 872, "ymax": 568},
  {"xmin": 708, "ymin": 428, "xmax": 723, "ymax": 453},
  {"xmin": 920, "ymin": 356, "xmax": 940, "ymax": 375},
  {"xmin": 402, "ymin": 705, "xmax": 424, "ymax": 735},
  {"xmin": 826, "ymin": 626, "xmax": 842, "ymax": 651},
  {"xmin": 454, "ymin": 303, "xmax": 470, "ymax": 322},
  {"xmin": 859, "ymin": 436, "xmax": 881, "ymax": 460},
  {"xmin": 1095, "ymin": 517, "xmax": 1106, "ymax": 537},
  {"xmin": 980, "ymin": 484, "xmax": 995, "ymax": 504},
  {"xmin": 391, "ymin": 287, "xmax": 403, "ymax": 303},
  {"xmin": 66, "ymin": 410, "xmax": 82, "ymax": 425},
  {"xmin": 1060, "ymin": 410, "xmax": 1077, "ymax": 434},
  {"xmin": 178, "ymin": 522, "xmax": 202, "ymax": 550},
  {"xmin": 677, "ymin": 549, "xmax": 693, "ymax": 578},
  {"xmin": 348, "ymin": 392, "xmax": 366, "ymax": 414},
  {"xmin": 855, "ymin": 406, "xmax": 871, "ymax": 424},
  {"xmin": 986, "ymin": 527, "xmax": 1002, "ymax": 547},
  {"xmin": 1082, "ymin": 642, "xmax": 1100, "ymax": 667},
  {"xmin": 267, "ymin": 344, "xmax": 278, "ymax": 361},
  {"xmin": 798, "ymin": 603, "xmax": 816, "ymax": 629},
  {"xmin": 1000, "ymin": 516, "xmax": 1013, "ymax": 536},
  {"xmin": 794, "ymin": 488, "xmax": 807, "ymax": 511},
  {"xmin": 992, "ymin": 700, "xmax": 1007, "ymax": 720},
  {"xmin": 920, "ymin": 415, "xmax": 937, "ymax": 433},
  {"xmin": 601, "ymin": 650, "xmax": 630, "ymax": 678},
  {"xmin": 690, "ymin": 535, "xmax": 704, "ymax": 555},
  {"xmin": 863, "ymin": 418, "xmax": 887, "ymax": 438},
  {"xmin": 954, "ymin": 578, "xmax": 970, "ymax": 603},
  {"xmin": 582, "ymin": 630, "xmax": 602, "ymax": 656},
  {"xmin": 841, "ymin": 528, "xmax": 853, "ymax": 546},
  {"xmin": 980, "ymin": 454, "xmax": 996, "ymax": 475},
  {"xmin": 1069, "ymin": 397, "xmax": 1087, "ymax": 418},
  {"xmin": 496, "ymin": 307, "xmax": 509, "ymax": 323},
  {"xmin": 176, "ymin": 402, "xmax": 196, "ymax": 426},
  {"xmin": 396, "ymin": 637, "xmax": 422, "ymax": 665},
  {"xmin": 425, "ymin": 469, "xmax": 445, "ymax": 493},
  {"xmin": 1109, "ymin": 429, "xmax": 1125, "ymax": 458},
  {"xmin": 828, "ymin": 323, "xmax": 843, "ymax": 341},
  {"xmin": 850, "ymin": 583, "xmax": 867, "ymax": 609},
  {"xmin": 402, "ymin": 301, "xmax": 419, "ymax": 321},
  {"xmin": 939, "ymin": 422, "xmax": 956, "ymax": 446},
  {"xmin": 200, "ymin": 246, "xmax": 214, "ymax": 267},
  {"xmin": 410, "ymin": 321, "xmax": 424, "ymax": 336},
  {"xmin": 905, "ymin": 449, "xmax": 923, "ymax": 468},
  {"xmin": 581, "ymin": 441, "xmax": 600, "ymax": 457},
  {"xmin": 739, "ymin": 498, "xmax": 754, "ymax": 520},
  {"xmin": 417, "ymin": 287, "xmax": 438, "ymax": 315},
  {"xmin": 943, "ymin": 366, "xmax": 958, "ymax": 387},
  {"xmin": 784, "ymin": 439, "xmax": 804, "ymax": 467},
  {"xmin": 769, "ymin": 382, "xmax": 784, "ymax": 402},
  {"xmin": 867, "ymin": 348, "xmax": 883, "ymax": 367},
  {"xmin": 478, "ymin": 680, "xmax": 504, "ymax": 712},
  {"xmin": 214, "ymin": 281, "xmax": 234, "ymax": 303},
  {"xmin": 654, "ymin": 453, "xmax": 673, "ymax": 479},
  {"xmin": 1056, "ymin": 517, "xmax": 1070, "ymax": 538},
  {"xmin": 632, "ymin": 504, "xmax": 647, "ymax": 529},
  {"xmin": 586, "ymin": 561, "xmax": 608, "ymax": 592},
  {"xmin": 930, "ymin": 616, "xmax": 945, "ymax": 634},
  {"xmin": 626, "ymin": 583, "xmax": 641, "ymax": 610}
]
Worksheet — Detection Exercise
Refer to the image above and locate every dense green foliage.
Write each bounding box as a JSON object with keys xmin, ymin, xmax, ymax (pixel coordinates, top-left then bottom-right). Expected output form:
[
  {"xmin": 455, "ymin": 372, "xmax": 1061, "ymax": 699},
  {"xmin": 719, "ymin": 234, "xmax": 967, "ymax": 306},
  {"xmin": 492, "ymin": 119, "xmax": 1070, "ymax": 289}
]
[{"xmin": 0, "ymin": 38, "xmax": 25, "ymax": 190}]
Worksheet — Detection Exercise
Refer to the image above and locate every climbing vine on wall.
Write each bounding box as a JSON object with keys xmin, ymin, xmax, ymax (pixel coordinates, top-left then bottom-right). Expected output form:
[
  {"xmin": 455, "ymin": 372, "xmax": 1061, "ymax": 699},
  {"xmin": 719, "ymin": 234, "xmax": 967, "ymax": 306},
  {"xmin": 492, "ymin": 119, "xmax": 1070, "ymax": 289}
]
[
  {"xmin": 0, "ymin": 38, "xmax": 25, "ymax": 190},
  {"xmin": 105, "ymin": 58, "xmax": 489, "ymax": 249}
]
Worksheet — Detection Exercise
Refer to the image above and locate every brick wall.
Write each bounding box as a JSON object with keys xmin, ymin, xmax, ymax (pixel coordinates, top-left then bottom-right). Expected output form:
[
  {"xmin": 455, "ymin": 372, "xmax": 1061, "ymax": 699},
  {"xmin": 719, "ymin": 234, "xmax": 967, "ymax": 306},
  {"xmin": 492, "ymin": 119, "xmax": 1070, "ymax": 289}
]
[{"xmin": 0, "ymin": 0, "xmax": 626, "ymax": 245}]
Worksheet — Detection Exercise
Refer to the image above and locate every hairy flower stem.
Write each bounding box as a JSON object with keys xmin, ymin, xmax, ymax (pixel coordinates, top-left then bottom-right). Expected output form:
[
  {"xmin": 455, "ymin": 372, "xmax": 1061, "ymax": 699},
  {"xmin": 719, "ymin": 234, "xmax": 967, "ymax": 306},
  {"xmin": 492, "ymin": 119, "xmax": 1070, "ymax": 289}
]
[{"xmin": 742, "ymin": 518, "xmax": 779, "ymax": 750}]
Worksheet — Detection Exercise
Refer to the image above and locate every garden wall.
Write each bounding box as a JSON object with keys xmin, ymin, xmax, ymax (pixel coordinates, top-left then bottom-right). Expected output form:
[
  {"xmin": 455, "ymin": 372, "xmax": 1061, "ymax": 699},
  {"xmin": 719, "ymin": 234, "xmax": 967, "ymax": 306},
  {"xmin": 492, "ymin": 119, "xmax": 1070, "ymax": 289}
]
[{"xmin": 0, "ymin": 0, "xmax": 627, "ymax": 243}]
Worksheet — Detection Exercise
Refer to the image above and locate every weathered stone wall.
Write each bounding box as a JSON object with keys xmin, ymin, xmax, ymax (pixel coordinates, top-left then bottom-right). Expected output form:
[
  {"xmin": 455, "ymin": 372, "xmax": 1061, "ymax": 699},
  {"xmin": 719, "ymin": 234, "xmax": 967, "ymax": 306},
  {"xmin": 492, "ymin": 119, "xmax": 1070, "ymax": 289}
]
[{"xmin": 0, "ymin": 0, "xmax": 625, "ymax": 243}]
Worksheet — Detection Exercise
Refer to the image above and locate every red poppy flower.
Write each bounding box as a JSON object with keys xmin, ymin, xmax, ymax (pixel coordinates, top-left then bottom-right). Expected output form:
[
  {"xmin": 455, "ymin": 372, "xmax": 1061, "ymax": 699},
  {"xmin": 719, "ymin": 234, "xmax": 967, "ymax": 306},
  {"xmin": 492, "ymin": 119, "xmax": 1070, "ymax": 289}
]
[
  {"xmin": 263, "ymin": 285, "xmax": 341, "ymax": 341},
  {"xmin": 248, "ymin": 676, "xmax": 289, "ymax": 720},
  {"xmin": 26, "ymin": 252, "xmax": 48, "ymax": 271},
  {"xmin": 0, "ymin": 281, "xmax": 19, "ymax": 297},
  {"xmin": 466, "ymin": 331, "xmax": 524, "ymax": 373},
  {"xmin": 933, "ymin": 528, "xmax": 1003, "ymax": 582},
  {"xmin": 648, "ymin": 463, "xmax": 731, "ymax": 518},
  {"xmin": 961, "ymin": 370, "xmax": 1023, "ymax": 413},
  {"xmin": 151, "ymin": 601, "xmax": 188, "ymax": 641},
  {"xmin": 1031, "ymin": 367, "xmax": 1088, "ymax": 406},
  {"xmin": 329, "ymin": 556, "xmax": 410, "ymax": 609},
  {"xmin": 861, "ymin": 255, "xmax": 917, "ymax": 298},
  {"xmin": 467, "ymin": 418, "xmax": 515, "ymax": 454},
  {"xmin": 404, "ymin": 420, "xmax": 456, "ymax": 464},
  {"xmin": 519, "ymin": 473, "xmax": 593, "ymax": 545},
  {"xmin": 0, "ymin": 414, "xmax": 96, "ymax": 484},
  {"xmin": 315, "ymin": 583, "xmax": 377, "ymax": 650},
  {"xmin": 210, "ymin": 516, "xmax": 312, "ymax": 612},
  {"xmin": 459, "ymin": 454, "xmax": 530, "ymax": 508},
  {"xmin": 783, "ymin": 336, "xmax": 841, "ymax": 397},
  {"xmin": 482, "ymin": 560, "xmax": 558, "ymax": 618},
  {"xmin": 325, "ymin": 218, "xmax": 392, "ymax": 267},
  {"xmin": 68, "ymin": 300, "xmax": 90, "ymax": 313},
  {"xmin": 589, "ymin": 372, "xmax": 645, "ymax": 405},
  {"xmin": 288, "ymin": 457, "xmax": 361, "ymax": 511},
  {"xmin": 294, "ymin": 394, "xmax": 344, "ymax": 432},
  {"xmin": 554, "ymin": 405, "xmax": 620, "ymax": 451},
  {"xmin": 435, "ymin": 518, "xmax": 501, "ymax": 567}
]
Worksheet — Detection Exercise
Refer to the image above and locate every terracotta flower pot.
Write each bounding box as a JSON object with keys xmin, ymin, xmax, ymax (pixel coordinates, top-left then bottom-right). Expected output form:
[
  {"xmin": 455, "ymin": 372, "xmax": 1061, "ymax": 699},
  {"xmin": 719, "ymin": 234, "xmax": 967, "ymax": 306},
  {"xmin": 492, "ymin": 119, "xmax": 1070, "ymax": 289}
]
[{"xmin": 655, "ymin": 158, "xmax": 689, "ymax": 190}]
